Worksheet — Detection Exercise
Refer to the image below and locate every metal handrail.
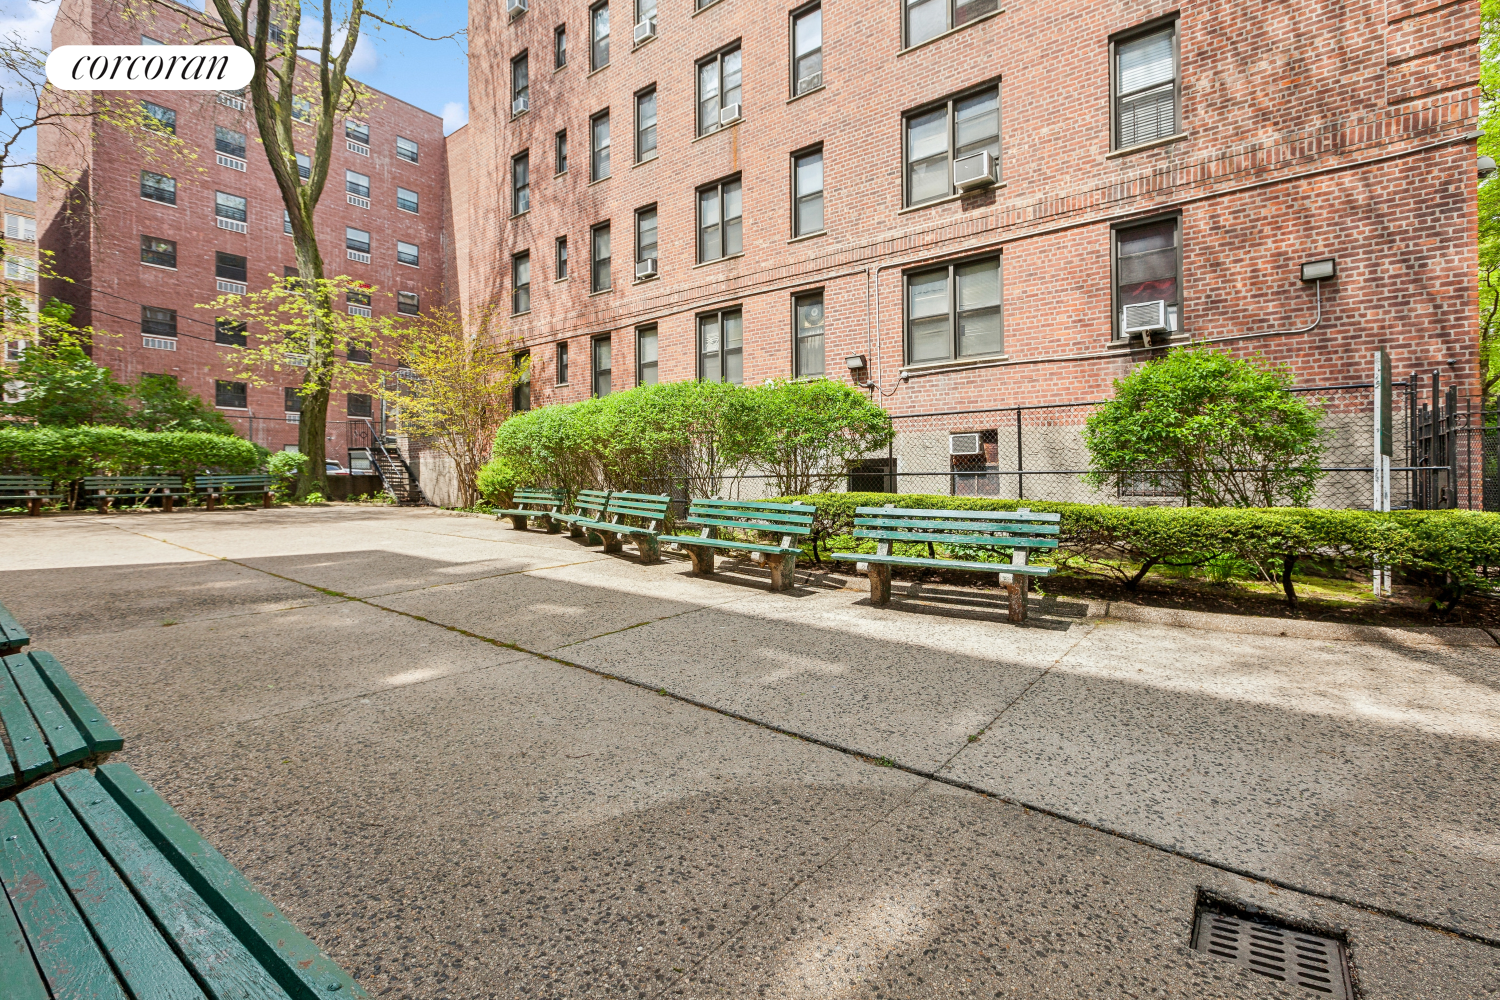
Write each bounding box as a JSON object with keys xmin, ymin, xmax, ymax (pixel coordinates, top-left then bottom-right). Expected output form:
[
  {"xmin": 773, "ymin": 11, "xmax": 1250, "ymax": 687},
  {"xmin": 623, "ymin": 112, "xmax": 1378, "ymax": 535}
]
[{"xmin": 355, "ymin": 419, "xmax": 430, "ymax": 505}]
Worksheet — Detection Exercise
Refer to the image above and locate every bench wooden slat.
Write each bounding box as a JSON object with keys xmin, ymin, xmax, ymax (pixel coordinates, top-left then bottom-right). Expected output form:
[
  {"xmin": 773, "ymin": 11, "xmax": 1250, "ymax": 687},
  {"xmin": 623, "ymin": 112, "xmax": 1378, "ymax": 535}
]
[
  {"xmin": 685, "ymin": 506, "xmax": 815, "ymax": 528},
  {"xmin": 660, "ymin": 535, "xmax": 800, "ymax": 555},
  {"xmin": 0, "ymin": 800, "xmax": 131, "ymax": 999},
  {"xmin": 692, "ymin": 498, "xmax": 817, "ymax": 512},
  {"xmin": 18, "ymin": 783, "xmax": 209, "ymax": 999},
  {"xmin": 55, "ymin": 773, "xmax": 293, "ymax": 999},
  {"xmin": 853, "ymin": 516, "xmax": 1061, "ymax": 534},
  {"xmin": 852, "ymin": 529, "xmax": 1058, "ymax": 548},
  {"xmin": 97, "ymin": 762, "xmax": 371, "ymax": 999},
  {"xmin": 828, "ymin": 551, "xmax": 1054, "ymax": 576},
  {"xmin": 852, "ymin": 505, "xmax": 1060, "ymax": 522},
  {"xmin": 31, "ymin": 651, "xmax": 124, "ymax": 755},
  {"xmin": 0, "ymin": 664, "xmax": 51, "ymax": 783},
  {"xmin": 4, "ymin": 654, "xmax": 90, "ymax": 769},
  {"xmin": 0, "ymin": 845, "xmax": 49, "ymax": 999},
  {"xmin": 0, "ymin": 600, "xmax": 28, "ymax": 654},
  {"xmin": 681, "ymin": 515, "xmax": 814, "ymax": 535}
]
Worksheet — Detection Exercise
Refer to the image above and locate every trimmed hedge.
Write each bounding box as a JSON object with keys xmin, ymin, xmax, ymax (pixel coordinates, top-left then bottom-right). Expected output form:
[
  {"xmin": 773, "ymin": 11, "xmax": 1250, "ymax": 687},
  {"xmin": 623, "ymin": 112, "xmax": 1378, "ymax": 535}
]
[
  {"xmin": 771, "ymin": 492, "xmax": 1500, "ymax": 614},
  {"xmin": 0, "ymin": 426, "xmax": 263, "ymax": 484}
]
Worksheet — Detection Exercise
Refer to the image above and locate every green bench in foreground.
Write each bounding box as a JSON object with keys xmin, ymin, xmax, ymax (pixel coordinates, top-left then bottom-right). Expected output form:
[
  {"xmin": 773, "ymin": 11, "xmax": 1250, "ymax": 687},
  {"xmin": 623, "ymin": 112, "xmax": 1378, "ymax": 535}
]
[
  {"xmin": 660, "ymin": 499, "xmax": 816, "ymax": 592},
  {"xmin": 1, "ymin": 763, "xmax": 369, "ymax": 999},
  {"xmin": 566, "ymin": 492, "xmax": 671, "ymax": 564},
  {"xmin": 83, "ymin": 475, "xmax": 185, "ymax": 513},
  {"xmin": 0, "ymin": 476, "xmax": 62, "ymax": 517},
  {"xmin": 829, "ymin": 505, "xmax": 1059, "ymax": 622},
  {"xmin": 0, "ymin": 649, "xmax": 123, "ymax": 795},
  {"xmin": 0, "ymin": 600, "xmax": 27, "ymax": 655},
  {"xmin": 198, "ymin": 473, "xmax": 276, "ymax": 510},
  {"xmin": 497, "ymin": 487, "xmax": 568, "ymax": 532}
]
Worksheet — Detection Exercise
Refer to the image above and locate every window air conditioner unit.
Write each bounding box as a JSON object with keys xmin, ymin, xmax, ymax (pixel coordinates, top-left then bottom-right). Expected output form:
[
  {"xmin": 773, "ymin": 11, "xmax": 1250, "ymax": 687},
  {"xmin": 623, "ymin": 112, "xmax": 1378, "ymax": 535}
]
[
  {"xmin": 635, "ymin": 258, "xmax": 659, "ymax": 279},
  {"xmin": 634, "ymin": 18, "xmax": 656, "ymax": 44},
  {"xmin": 949, "ymin": 433, "xmax": 981, "ymax": 456},
  {"xmin": 796, "ymin": 71, "xmax": 822, "ymax": 93},
  {"xmin": 953, "ymin": 151, "xmax": 996, "ymax": 192},
  {"xmin": 506, "ymin": 0, "xmax": 528, "ymax": 15},
  {"xmin": 512, "ymin": 95, "xmax": 529, "ymax": 115},
  {"xmin": 719, "ymin": 103, "xmax": 742, "ymax": 126},
  {"xmin": 1121, "ymin": 300, "xmax": 1168, "ymax": 336}
]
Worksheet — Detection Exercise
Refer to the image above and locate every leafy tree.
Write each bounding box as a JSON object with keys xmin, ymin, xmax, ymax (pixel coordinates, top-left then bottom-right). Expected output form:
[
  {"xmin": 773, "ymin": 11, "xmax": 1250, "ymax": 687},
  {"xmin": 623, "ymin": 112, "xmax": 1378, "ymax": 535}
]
[
  {"xmin": 0, "ymin": 299, "xmax": 130, "ymax": 426},
  {"xmin": 130, "ymin": 375, "xmax": 239, "ymax": 435},
  {"xmin": 1083, "ymin": 346, "xmax": 1328, "ymax": 507},
  {"xmin": 726, "ymin": 379, "xmax": 895, "ymax": 497}
]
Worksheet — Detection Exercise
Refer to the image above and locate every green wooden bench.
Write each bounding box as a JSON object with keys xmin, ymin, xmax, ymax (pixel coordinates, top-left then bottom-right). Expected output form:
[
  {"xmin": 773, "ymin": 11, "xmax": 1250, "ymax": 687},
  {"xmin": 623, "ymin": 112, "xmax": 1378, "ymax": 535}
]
[
  {"xmin": 828, "ymin": 505, "xmax": 1060, "ymax": 622},
  {"xmin": 0, "ymin": 476, "xmax": 62, "ymax": 517},
  {"xmin": 198, "ymin": 473, "xmax": 276, "ymax": 510},
  {"xmin": 555, "ymin": 489, "xmax": 612, "ymax": 537},
  {"xmin": 659, "ymin": 499, "xmax": 817, "ymax": 592},
  {"xmin": 0, "ymin": 762, "xmax": 370, "ymax": 999},
  {"xmin": 565, "ymin": 491, "xmax": 671, "ymax": 564},
  {"xmin": 0, "ymin": 649, "xmax": 123, "ymax": 796},
  {"xmin": 497, "ymin": 487, "xmax": 568, "ymax": 532},
  {"xmin": 0, "ymin": 600, "xmax": 27, "ymax": 655},
  {"xmin": 82, "ymin": 475, "xmax": 185, "ymax": 513}
]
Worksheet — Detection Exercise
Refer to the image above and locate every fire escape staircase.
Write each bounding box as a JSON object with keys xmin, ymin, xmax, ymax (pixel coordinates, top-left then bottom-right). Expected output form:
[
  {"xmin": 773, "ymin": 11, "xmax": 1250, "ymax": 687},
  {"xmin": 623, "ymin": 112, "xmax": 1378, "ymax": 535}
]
[{"xmin": 356, "ymin": 420, "xmax": 428, "ymax": 506}]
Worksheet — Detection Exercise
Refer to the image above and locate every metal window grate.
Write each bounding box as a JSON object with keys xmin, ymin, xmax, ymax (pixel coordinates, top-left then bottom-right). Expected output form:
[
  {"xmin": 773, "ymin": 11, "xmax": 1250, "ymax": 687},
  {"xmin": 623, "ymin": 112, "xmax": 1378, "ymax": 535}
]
[{"xmin": 1193, "ymin": 906, "xmax": 1352, "ymax": 998}]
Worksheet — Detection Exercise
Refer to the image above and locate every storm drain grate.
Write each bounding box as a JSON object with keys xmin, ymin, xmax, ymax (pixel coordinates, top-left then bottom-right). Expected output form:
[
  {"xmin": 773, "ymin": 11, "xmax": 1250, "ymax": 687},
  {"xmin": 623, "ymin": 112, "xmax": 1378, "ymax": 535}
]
[{"xmin": 1193, "ymin": 905, "xmax": 1352, "ymax": 998}]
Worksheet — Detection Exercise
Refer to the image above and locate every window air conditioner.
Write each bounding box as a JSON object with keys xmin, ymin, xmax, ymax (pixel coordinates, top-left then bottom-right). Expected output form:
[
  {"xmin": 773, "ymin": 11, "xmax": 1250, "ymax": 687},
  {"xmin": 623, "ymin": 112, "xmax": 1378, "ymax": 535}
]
[
  {"xmin": 949, "ymin": 433, "xmax": 981, "ymax": 456},
  {"xmin": 953, "ymin": 151, "xmax": 996, "ymax": 192},
  {"xmin": 506, "ymin": 0, "xmax": 528, "ymax": 15},
  {"xmin": 796, "ymin": 71, "xmax": 823, "ymax": 94},
  {"xmin": 719, "ymin": 103, "xmax": 742, "ymax": 126},
  {"xmin": 635, "ymin": 258, "xmax": 659, "ymax": 279},
  {"xmin": 634, "ymin": 18, "xmax": 656, "ymax": 44},
  {"xmin": 512, "ymin": 95, "xmax": 529, "ymax": 115},
  {"xmin": 1121, "ymin": 300, "xmax": 1168, "ymax": 335}
]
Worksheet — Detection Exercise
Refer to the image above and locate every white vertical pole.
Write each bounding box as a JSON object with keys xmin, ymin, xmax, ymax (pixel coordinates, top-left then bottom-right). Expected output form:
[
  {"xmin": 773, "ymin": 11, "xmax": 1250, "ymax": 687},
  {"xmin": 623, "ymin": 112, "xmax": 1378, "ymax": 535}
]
[{"xmin": 1372, "ymin": 351, "xmax": 1392, "ymax": 596}]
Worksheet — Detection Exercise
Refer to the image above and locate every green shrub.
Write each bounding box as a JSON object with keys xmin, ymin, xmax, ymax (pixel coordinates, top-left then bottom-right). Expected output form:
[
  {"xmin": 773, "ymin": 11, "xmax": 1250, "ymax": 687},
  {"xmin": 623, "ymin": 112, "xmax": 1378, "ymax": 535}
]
[
  {"xmin": 267, "ymin": 450, "xmax": 309, "ymax": 501},
  {"xmin": 0, "ymin": 426, "xmax": 263, "ymax": 484},
  {"xmin": 771, "ymin": 492, "xmax": 1499, "ymax": 615},
  {"xmin": 476, "ymin": 455, "xmax": 521, "ymax": 507}
]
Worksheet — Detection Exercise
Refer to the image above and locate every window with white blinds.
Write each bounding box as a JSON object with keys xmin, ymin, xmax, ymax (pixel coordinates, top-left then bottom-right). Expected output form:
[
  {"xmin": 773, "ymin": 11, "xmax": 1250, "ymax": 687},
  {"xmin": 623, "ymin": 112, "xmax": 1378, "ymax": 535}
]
[
  {"xmin": 1114, "ymin": 25, "xmax": 1177, "ymax": 150},
  {"xmin": 4, "ymin": 214, "xmax": 35, "ymax": 241}
]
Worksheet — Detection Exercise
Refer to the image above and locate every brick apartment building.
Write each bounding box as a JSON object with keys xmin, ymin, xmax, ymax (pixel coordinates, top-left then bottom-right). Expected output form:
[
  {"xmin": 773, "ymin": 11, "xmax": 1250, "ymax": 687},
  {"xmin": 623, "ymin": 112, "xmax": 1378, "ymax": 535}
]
[
  {"xmin": 2, "ymin": 194, "xmax": 39, "ymax": 368},
  {"xmin": 454, "ymin": 0, "xmax": 1481, "ymax": 501},
  {"xmin": 39, "ymin": 0, "xmax": 450, "ymax": 466}
]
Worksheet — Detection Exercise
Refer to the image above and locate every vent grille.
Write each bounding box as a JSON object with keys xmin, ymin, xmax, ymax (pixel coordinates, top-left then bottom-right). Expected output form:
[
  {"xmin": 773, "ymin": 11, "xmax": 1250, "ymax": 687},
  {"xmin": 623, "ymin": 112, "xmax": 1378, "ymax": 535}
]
[
  {"xmin": 216, "ymin": 153, "xmax": 246, "ymax": 171},
  {"xmin": 347, "ymin": 249, "xmax": 371, "ymax": 264},
  {"xmin": 347, "ymin": 193, "xmax": 370, "ymax": 209},
  {"xmin": 1193, "ymin": 907, "xmax": 1351, "ymax": 999},
  {"xmin": 142, "ymin": 336, "xmax": 177, "ymax": 351},
  {"xmin": 216, "ymin": 279, "xmax": 247, "ymax": 295},
  {"xmin": 347, "ymin": 140, "xmax": 369, "ymax": 156},
  {"xmin": 949, "ymin": 432, "xmax": 981, "ymax": 455},
  {"xmin": 216, "ymin": 217, "xmax": 248, "ymax": 233}
]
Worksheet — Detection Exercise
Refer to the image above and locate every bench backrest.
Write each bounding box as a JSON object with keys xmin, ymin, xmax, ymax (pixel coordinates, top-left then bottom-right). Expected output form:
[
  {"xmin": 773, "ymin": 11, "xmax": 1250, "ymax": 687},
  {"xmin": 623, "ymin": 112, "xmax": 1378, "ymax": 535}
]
[
  {"xmin": 512, "ymin": 487, "xmax": 566, "ymax": 509},
  {"xmin": 852, "ymin": 506, "xmax": 1061, "ymax": 550},
  {"xmin": 197, "ymin": 474, "xmax": 274, "ymax": 489},
  {"xmin": 83, "ymin": 476, "xmax": 184, "ymax": 492},
  {"xmin": 685, "ymin": 498, "xmax": 817, "ymax": 539},
  {"xmin": 0, "ymin": 600, "xmax": 29, "ymax": 654},
  {"xmin": 0, "ymin": 475, "xmax": 50, "ymax": 493},
  {"xmin": 602, "ymin": 491, "xmax": 671, "ymax": 527},
  {"xmin": 572, "ymin": 488, "xmax": 611, "ymax": 517}
]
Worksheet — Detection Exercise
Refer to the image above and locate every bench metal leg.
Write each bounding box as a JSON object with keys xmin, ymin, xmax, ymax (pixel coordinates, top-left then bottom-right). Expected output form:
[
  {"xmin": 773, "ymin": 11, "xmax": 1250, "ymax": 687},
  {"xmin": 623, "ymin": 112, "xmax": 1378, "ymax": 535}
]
[
  {"xmin": 685, "ymin": 544, "xmax": 715, "ymax": 575},
  {"xmin": 584, "ymin": 527, "xmax": 606, "ymax": 547},
  {"xmin": 868, "ymin": 563, "xmax": 892, "ymax": 605},
  {"xmin": 27, "ymin": 499, "xmax": 40, "ymax": 517},
  {"xmin": 569, "ymin": 523, "xmax": 585, "ymax": 538},
  {"xmin": 163, "ymin": 495, "xmax": 174, "ymax": 513},
  {"xmin": 262, "ymin": 491, "xmax": 273, "ymax": 508},
  {"xmin": 766, "ymin": 553, "xmax": 798, "ymax": 592},
  {"xmin": 205, "ymin": 493, "xmax": 216, "ymax": 512},
  {"xmin": 637, "ymin": 535, "xmax": 661, "ymax": 565}
]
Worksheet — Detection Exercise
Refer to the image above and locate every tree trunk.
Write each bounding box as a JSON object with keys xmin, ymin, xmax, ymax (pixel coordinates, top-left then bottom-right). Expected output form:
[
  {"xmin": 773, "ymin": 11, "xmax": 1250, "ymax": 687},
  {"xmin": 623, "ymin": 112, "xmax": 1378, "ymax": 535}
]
[
  {"xmin": 298, "ymin": 382, "xmax": 330, "ymax": 496},
  {"xmin": 1126, "ymin": 556, "xmax": 1158, "ymax": 590},
  {"xmin": 293, "ymin": 228, "xmax": 330, "ymax": 498},
  {"xmin": 1281, "ymin": 554, "xmax": 1298, "ymax": 606}
]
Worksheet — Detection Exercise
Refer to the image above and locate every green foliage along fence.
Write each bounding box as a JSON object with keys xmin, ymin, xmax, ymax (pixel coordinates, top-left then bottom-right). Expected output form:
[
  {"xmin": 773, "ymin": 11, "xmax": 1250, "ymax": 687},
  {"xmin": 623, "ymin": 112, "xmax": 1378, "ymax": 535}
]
[
  {"xmin": 0, "ymin": 426, "xmax": 264, "ymax": 484},
  {"xmin": 774, "ymin": 492, "xmax": 1500, "ymax": 614}
]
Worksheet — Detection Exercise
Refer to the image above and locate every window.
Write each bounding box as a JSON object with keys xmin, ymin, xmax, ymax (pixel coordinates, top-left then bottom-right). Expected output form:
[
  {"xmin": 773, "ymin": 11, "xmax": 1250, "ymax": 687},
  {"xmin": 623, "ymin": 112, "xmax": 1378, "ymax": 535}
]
[
  {"xmin": 346, "ymin": 170, "xmax": 370, "ymax": 197},
  {"xmin": 635, "ymin": 88, "xmax": 657, "ymax": 161},
  {"xmin": 292, "ymin": 96, "xmax": 311, "ymax": 122},
  {"xmin": 635, "ymin": 206, "xmax": 658, "ymax": 269},
  {"xmin": 141, "ymin": 305, "xmax": 176, "ymax": 337},
  {"xmin": 141, "ymin": 35, "xmax": 164, "ymax": 45},
  {"xmin": 348, "ymin": 340, "xmax": 371, "ymax": 364},
  {"xmin": 1113, "ymin": 216, "xmax": 1179, "ymax": 338},
  {"xmin": 4, "ymin": 258, "xmax": 36, "ymax": 282},
  {"xmin": 512, "ymin": 52, "xmax": 530, "ymax": 114},
  {"xmin": 697, "ymin": 45, "xmax": 742, "ymax": 136},
  {"xmin": 592, "ymin": 335, "xmax": 612, "ymax": 396},
  {"xmin": 1113, "ymin": 23, "xmax": 1178, "ymax": 150},
  {"xmin": 636, "ymin": 326, "xmax": 658, "ymax": 385},
  {"xmin": 513, "ymin": 152, "xmax": 530, "ymax": 214},
  {"xmin": 698, "ymin": 308, "xmax": 743, "ymax": 383},
  {"xmin": 284, "ymin": 209, "xmax": 293, "ymax": 235},
  {"xmin": 397, "ymin": 136, "xmax": 419, "ymax": 163},
  {"xmin": 637, "ymin": 0, "xmax": 657, "ymax": 27},
  {"xmin": 397, "ymin": 187, "xmax": 419, "ymax": 213},
  {"xmin": 791, "ymin": 5, "xmax": 822, "ymax": 95},
  {"xmin": 697, "ymin": 176, "xmax": 742, "ymax": 262},
  {"xmin": 346, "ymin": 120, "xmax": 369, "ymax": 144},
  {"xmin": 513, "ymin": 351, "xmax": 531, "ymax": 412},
  {"xmin": 141, "ymin": 235, "xmax": 176, "ymax": 268},
  {"xmin": 513, "ymin": 252, "xmax": 531, "ymax": 313},
  {"xmin": 397, "ymin": 241, "xmax": 420, "ymax": 267},
  {"xmin": 556, "ymin": 236, "xmax": 569, "ymax": 279},
  {"xmin": 346, "ymin": 227, "xmax": 370, "ymax": 253},
  {"xmin": 140, "ymin": 171, "xmax": 175, "ymax": 205},
  {"xmin": 591, "ymin": 3, "xmax": 610, "ymax": 70},
  {"xmin": 214, "ymin": 126, "xmax": 246, "ymax": 159},
  {"xmin": 215, "ymin": 191, "xmax": 247, "ymax": 222},
  {"xmin": 591, "ymin": 223, "xmax": 611, "ymax": 292},
  {"xmin": 295, "ymin": 153, "xmax": 311, "ymax": 179},
  {"xmin": 347, "ymin": 288, "xmax": 371, "ymax": 307},
  {"xmin": 347, "ymin": 393, "xmax": 372, "ymax": 418},
  {"xmin": 556, "ymin": 341, "xmax": 570, "ymax": 384},
  {"xmin": 216, "ymin": 318, "xmax": 247, "ymax": 346},
  {"xmin": 904, "ymin": 83, "xmax": 1000, "ymax": 207},
  {"xmin": 905, "ymin": 255, "xmax": 1002, "ymax": 364},
  {"xmin": 284, "ymin": 388, "xmax": 302, "ymax": 414},
  {"xmin": 397, "ymin": 291, "xmax": 420, "ymax": 315},
  {"xmin": 216, "ymin": 252, "xmax": 248, "ymax": 282},
  {"xmin": 590, "ymin": 111, "xmax": 610, "ymax": 181},
  {"xmin": 142, "ymin": 100, "xmax": 176, "ymax": 134},
  {"xmin": 215, "ymin": 380, "xmax": 248, "ymax": 408},
  {"xmin": 793, "ymin": 147, "xmax": 824, "ymax": 236},
  {"xmin": 4, "ymin": 214, "xmax": 35, "ymax": 241},
  {"xmin": 794, "ymin": 291, "xmax": 824, "ymax": 376},
  {"xmin": 555, "ymin": 130, "xmax": 568, "ymax": 174},
  {"xmin": 555, "ymin": 24, "xmax": 568, "ymax": 67},
  {"xmin": 905, "ymin": 0, "xmax": 997, "ymax": 48}
]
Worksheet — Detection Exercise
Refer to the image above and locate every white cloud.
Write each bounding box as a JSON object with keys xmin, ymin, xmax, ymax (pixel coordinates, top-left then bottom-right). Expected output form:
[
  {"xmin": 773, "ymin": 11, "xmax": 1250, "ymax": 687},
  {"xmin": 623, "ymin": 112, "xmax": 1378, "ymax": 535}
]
[
  {"xmin": 0, "ymin": 0, "xmax": 58, "ymax": 54},
  {"xmin": 1, "ymin": 164, "xmax": 37, "ymax": 201},
  {"xmin": 299, "ymin": 19, "xmax": 379, "ymax": 78},
  {"xmin": 441, "ymin": 100, "xmax": 467, "ymax": 134}
]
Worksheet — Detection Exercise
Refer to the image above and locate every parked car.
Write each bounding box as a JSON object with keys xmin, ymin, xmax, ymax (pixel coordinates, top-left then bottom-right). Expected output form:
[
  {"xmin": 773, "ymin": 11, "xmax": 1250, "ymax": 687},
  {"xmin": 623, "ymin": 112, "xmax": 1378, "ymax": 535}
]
[{"xmin": 325, "ymin": 460, "xmax": 350, "ymax": 476}]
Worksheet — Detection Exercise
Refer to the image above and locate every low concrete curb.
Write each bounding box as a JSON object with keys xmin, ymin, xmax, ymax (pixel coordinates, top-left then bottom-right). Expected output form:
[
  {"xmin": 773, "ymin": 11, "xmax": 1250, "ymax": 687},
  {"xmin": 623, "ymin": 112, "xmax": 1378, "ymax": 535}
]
[{"xmin": 1099, "ymin": 601, "xmax": 1496, "ymax": 647}]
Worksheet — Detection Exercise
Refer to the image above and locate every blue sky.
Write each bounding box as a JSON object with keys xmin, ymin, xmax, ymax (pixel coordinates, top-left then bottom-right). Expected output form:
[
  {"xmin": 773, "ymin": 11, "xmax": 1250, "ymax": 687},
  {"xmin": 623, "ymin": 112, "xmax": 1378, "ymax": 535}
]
[{"xmin": 0, "ymin": 0, "xmax": 471, "ymax": 199}]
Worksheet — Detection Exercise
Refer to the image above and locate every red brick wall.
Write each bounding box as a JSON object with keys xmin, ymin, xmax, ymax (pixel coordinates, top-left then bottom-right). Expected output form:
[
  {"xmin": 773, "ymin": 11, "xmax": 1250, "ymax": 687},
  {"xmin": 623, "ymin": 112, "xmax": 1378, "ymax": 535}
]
[{"xmin": 461, "ymin": 0, "xmax": 1479, "ymax": 418}]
